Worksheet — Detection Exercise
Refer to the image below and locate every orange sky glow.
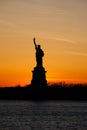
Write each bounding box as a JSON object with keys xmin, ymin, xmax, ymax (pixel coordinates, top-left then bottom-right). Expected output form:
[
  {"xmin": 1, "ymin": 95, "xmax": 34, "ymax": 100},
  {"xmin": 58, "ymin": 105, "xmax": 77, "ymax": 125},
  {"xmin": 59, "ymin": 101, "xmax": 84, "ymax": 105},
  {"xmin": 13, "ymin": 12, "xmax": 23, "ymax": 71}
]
[{"xmin": 0, "ymin": 0, "xmax": 87, "ymax": 87}]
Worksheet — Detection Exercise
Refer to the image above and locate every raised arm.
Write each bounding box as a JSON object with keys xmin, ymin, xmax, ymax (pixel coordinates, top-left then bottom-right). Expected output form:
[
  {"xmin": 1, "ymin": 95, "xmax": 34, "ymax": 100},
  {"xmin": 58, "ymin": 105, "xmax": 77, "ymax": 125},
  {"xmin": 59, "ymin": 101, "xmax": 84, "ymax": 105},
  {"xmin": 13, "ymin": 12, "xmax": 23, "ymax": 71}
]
[{"xmin": 33, "ymin": 37, "xmax": 37, "ymax": 49}]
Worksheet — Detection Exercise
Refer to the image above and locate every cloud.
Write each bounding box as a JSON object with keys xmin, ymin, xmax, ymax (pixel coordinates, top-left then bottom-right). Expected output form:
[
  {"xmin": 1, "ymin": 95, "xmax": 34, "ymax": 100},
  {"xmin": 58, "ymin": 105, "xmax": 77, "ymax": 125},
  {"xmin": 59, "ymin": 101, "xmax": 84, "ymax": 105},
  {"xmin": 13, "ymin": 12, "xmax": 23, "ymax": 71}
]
[
  {"xmin": 49, "ymin": 36, "xmax": 77, "ymax": 45},
  {"xmin": 0, "ymin": 19, "xmax": 17, "ymax": 28},
  {"xmin": 55, "ymin": 38, "xmax": 77, "ymax": 45},
  {"xmin": 0, "ymin": 19, "xmax": 25, "ymax": 35},
  {"xmin": 65, "ymin": 51, "xmax": 87, "ymax": 57}
]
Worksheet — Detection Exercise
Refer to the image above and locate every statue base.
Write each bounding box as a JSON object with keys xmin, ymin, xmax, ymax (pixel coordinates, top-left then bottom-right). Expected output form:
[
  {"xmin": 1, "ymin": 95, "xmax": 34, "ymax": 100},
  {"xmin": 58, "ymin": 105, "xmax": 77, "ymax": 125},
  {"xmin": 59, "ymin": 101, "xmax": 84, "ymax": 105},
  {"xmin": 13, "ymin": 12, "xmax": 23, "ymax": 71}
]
[{"xmin": 31, "ymin": 66, "xmax": 47, "ymax": 88}]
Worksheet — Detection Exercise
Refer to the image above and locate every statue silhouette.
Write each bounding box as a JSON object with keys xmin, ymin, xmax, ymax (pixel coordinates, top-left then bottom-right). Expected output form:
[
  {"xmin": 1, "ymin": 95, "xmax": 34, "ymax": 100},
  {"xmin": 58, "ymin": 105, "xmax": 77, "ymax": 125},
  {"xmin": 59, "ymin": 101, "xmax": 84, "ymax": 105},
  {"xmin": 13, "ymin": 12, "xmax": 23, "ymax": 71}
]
[
  {"xmin": 33, "ymin": 38, "xmax": 44, "ymax": 67},
  {"xmin": 31, "ymin": 38, "xmax": 47, "ymax": 88}
]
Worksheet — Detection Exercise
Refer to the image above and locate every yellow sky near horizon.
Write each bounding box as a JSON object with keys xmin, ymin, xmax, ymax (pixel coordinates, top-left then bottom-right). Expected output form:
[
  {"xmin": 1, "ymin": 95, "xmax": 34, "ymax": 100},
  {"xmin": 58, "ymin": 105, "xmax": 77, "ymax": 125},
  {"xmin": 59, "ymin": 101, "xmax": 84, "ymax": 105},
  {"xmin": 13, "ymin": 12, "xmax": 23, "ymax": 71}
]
[{"xmin": 0, "ymin": 0, "xmax": 87, "ymax": 86}]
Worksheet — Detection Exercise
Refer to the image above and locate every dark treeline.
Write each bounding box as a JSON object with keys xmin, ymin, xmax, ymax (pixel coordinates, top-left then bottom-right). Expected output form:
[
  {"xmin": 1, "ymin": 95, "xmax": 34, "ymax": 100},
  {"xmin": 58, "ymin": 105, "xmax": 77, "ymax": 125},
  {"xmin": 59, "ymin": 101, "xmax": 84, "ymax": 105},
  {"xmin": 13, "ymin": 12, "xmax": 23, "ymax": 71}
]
[{"xmin": 0, "ymin": 83, "xmax": 87, "ymax": 100}]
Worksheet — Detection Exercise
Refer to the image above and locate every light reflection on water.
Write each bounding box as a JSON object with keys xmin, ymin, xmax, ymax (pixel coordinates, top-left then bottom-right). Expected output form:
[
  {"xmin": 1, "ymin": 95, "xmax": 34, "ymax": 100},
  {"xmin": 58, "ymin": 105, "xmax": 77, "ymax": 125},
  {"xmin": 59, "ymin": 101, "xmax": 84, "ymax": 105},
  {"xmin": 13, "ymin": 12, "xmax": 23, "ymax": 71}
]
[{"xmin": 0, "ymin": 101, "xmax": 87, "ymax": 130}]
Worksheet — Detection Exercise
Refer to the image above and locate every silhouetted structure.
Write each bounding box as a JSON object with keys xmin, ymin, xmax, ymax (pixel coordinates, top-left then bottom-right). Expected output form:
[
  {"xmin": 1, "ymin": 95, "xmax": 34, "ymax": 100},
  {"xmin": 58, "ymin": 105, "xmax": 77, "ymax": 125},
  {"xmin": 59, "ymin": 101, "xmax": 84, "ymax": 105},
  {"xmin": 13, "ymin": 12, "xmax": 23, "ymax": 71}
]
[
  {"xmin": 33, "ymin": 38, "xmax": 44, "ymax": 67},
  {"xmin": 31, "ymin": 38, "xmax": 47, "ymax": 88}
]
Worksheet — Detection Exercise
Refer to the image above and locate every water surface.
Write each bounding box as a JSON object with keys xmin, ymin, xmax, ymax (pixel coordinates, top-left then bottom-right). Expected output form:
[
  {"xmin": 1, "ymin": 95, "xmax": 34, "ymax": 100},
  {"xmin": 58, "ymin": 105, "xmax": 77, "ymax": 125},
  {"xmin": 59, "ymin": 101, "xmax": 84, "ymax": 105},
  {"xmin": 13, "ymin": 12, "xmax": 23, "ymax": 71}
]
[{"xmin": 0, "ymin": 101, "xmax": 87, "ymax": 130}]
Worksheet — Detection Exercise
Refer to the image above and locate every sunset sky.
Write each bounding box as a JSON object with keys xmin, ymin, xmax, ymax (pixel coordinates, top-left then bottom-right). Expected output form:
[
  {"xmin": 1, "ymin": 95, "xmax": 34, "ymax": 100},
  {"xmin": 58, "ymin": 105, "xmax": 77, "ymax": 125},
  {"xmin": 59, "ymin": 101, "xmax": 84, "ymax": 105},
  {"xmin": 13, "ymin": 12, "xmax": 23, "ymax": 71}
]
[{"xmin": 0, "ymin": 0, "xmax": 87, "ymax": 87}]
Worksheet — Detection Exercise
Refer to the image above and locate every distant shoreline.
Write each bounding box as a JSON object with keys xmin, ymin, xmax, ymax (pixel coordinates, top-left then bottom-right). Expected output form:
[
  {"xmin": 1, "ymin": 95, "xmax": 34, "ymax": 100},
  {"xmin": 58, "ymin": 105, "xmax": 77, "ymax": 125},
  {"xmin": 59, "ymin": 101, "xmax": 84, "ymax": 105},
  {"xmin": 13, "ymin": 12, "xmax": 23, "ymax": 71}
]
[{"xmin": 0, "ymin": 84, "xmax": 87, "ymax": 100}]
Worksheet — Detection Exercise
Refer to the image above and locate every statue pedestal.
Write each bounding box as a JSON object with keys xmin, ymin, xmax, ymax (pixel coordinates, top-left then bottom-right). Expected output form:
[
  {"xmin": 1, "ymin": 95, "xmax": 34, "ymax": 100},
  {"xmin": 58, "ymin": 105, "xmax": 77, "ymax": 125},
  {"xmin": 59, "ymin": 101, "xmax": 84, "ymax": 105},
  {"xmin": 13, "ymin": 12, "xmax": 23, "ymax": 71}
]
[{"xmin": 31, "ymin": 66, "xmax": 47, "ymax": 88}]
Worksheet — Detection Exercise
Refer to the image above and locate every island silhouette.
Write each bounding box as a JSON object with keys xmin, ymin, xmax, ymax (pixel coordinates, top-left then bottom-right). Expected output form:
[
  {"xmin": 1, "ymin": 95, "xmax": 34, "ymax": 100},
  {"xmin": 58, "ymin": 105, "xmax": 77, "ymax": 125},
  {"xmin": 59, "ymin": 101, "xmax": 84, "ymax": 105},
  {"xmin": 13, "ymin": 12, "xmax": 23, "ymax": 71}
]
[{"xmin": 0, "ymin": 38, "xmax": 87, "ymax": 100}]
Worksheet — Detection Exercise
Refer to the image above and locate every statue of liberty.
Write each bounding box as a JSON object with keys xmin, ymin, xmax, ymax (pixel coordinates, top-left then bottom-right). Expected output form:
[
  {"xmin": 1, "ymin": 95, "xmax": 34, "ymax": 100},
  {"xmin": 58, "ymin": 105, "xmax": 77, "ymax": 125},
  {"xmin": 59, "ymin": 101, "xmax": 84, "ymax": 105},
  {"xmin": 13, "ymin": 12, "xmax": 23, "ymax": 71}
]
[
  {"xmin": 31, "ymin": 38, "xmax": 47, "ymax": 87},
  {"xmin": 33, "ymin": 38, "xmax": 44, "ymax": 67}
]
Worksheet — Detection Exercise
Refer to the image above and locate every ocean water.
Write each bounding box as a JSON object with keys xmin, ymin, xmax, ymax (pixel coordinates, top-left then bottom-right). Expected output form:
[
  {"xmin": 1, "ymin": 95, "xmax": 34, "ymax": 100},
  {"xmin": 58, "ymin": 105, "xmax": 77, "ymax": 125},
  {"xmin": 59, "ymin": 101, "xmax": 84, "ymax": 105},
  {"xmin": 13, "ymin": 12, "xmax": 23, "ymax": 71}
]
[{"xmin": 0, "ymin": 101, "xmax": 87, "ymax": 130}]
